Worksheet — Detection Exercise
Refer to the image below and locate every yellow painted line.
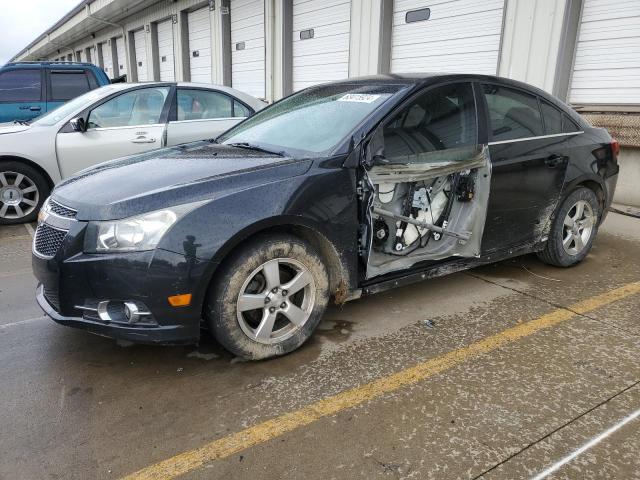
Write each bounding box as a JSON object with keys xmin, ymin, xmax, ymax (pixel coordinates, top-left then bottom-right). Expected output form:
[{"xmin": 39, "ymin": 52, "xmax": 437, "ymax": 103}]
[{"xmin": 123, "ymin": 281, "xmax": 640, "ymax": 480}]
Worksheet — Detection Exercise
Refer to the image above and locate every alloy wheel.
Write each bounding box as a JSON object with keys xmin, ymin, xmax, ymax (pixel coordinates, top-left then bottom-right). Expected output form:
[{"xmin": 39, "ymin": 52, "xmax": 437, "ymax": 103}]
[
  {"xmin": 236, "ymin": 257, "xmax": 316, "ymax": 345},
  {"xmin": 562, "ymin": 199, "xmax": 595, "ymax": 256},
  {"xmin": 0, "ymin": 171, "xmax": 39, "ymax": 220}
]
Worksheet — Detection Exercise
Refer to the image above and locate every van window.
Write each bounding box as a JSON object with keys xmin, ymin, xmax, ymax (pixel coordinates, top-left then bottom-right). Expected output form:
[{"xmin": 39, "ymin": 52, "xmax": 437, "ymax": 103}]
[
  {"xmin": 50, "ymin": 71, "xmax": 92, "ymax": 101},
  {"xmin": 0, "ymin": 70, "xmax": 41, "ymax": 102}
]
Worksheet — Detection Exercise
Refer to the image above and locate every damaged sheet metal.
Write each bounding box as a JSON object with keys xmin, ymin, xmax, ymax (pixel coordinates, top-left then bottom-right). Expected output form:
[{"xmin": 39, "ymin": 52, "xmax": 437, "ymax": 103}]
[{"xmin": 364, "ymin": 145, "xmax": 492, "ymax": 279}]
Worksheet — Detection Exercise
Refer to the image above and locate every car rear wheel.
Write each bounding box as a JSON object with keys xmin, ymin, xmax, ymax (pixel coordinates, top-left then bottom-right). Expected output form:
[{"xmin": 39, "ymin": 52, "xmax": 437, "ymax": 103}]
[
  {"xmin": 537, "ymin": 187, "xmax": 600, "ymax": 267},
  {"xmin": 205, "ymin": 234, "xmax": 329, "ymax": 360},
  {"xmin": 0, "ymin": 161, "xmax": 50, "ymax": 225}
]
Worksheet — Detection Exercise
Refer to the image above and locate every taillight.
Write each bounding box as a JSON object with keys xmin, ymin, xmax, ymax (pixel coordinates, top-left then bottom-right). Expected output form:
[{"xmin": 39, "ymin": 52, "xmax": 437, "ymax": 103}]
[{"xmin": 611, "ymin": 140, "xmax": 620, "ymax": 160}]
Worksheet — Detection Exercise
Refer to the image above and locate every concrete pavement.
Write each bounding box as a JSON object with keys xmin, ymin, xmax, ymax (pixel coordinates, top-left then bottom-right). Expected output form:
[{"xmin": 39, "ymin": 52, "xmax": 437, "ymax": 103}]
[{"xmin": 0, "ymin": 212, "xmax": 639, "ymax": 479}]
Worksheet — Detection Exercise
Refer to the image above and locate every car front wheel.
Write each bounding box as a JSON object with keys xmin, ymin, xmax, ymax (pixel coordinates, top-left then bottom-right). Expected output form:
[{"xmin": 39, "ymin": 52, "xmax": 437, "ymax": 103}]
[
  {"xmin": 205, "ymin": 234, "xmax": 330, "ymax": 360},
  {"xmin": 0, "ymin": 161, "xmax": 50, "ymax": 225},
  {"xmin": 537, "ymin": 187, "xmax": 600, "ymax": 267}
]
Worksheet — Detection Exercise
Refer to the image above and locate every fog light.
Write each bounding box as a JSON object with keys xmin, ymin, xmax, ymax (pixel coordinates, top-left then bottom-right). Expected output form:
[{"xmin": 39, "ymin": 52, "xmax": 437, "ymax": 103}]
[{"xmin": 124, "ymin": 301, "xmax": 143, "ymax": 323}]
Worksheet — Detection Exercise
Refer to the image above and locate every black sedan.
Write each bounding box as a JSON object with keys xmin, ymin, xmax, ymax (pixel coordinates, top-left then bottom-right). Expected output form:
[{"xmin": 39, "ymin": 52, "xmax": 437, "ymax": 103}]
[{"xmin": 32, "ymin": 74, "xmax": 619, "ymax": 360}]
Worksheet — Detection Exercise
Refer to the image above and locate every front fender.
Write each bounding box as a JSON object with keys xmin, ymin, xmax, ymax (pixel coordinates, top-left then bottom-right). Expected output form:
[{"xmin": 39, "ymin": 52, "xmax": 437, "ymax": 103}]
[{"xmin": 158, "ymin": 162, "xmax": 360, "ymax": 308}]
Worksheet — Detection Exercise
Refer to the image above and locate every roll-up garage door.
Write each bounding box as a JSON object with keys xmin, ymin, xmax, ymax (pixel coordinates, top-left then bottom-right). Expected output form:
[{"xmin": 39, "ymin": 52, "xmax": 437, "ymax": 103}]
[
  {"xmin": 187, "ymin": 7, "xmax": 213, "ymax": 83},
  {"xmin": 231, "ymin": 0, "xmax": 265, "ymax": 98},
  {"xmin": 390, "ymin": 0, "xmax": 505, "ymax": 75},
  {"xmin": 292, "ymin": 0, "xmax": 351, "ymax": 91},
  {"xmin": 569, "ymin": 0, "xmax": 640, "ymax": 104},
  {"xmin": 133, "ymin": 29, "xmax": 148, "ymax": 81},
  {"xmin": 157, "ymin": 18, "xmax": 176, "ymax": 81},
  {"xmin": 115, "ymin": 36, "xmax": 127, "ymax": 77},
  {"xmin": 101, "ymin": 41, "xmax": 113, "ymax": 78}
]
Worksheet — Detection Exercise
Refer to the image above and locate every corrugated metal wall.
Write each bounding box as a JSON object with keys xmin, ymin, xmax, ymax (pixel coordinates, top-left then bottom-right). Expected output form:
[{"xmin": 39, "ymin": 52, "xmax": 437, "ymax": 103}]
[
  {"xmin": 24, "ymin": 0, "xmax": 640, "ymax": 109},
  {"xmin": 569, "ymin": 0, "xmax": 640, "ymax": 104}
]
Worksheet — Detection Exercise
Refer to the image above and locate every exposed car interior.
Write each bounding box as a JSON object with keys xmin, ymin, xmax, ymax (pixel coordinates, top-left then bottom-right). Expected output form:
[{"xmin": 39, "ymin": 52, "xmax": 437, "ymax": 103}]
[{"xmin": 362, "ymin": 83, "xmax": 490, "ymax": 278}]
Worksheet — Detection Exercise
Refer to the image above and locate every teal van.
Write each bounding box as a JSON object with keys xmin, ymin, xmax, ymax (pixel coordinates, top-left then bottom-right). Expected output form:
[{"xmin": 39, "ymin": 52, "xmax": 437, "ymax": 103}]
[{"xmin": 0, "ymin": 62, "xmax": 110, "ymax": 123}]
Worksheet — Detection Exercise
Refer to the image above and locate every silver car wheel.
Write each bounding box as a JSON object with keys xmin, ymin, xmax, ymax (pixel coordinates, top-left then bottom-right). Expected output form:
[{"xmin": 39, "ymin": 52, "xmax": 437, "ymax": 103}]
[
  {"xmin": 0, "ymin": 171, "xmax": 39, "ymax": 220},
  {"xmin": 562, "ymin": 199, "xmax": 595, "ymax": 256},
  {"xmin": 236, "ymin": 257, "xmax": 316, "ymax": 345}
]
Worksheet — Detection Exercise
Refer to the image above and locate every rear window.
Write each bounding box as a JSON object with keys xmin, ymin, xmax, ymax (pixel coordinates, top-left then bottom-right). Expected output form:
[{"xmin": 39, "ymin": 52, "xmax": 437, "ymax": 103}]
[
  {"xmin": 482, "ymin": 84, "xmax": 544, "ymax": 141},
  {"xmin": 50, "ymin": 70, "xmax": 93, "ymax": 101},
  {"xmin": 0, "ymin": 69, "xmax": 41, "ymax": 102},
  {"xmin": 562, "ymin": 114, "xmax": 581, "ymax": 133},
  {"xmin": 540, "ymin": 100, "xmax": 562, "ymax": 135}
]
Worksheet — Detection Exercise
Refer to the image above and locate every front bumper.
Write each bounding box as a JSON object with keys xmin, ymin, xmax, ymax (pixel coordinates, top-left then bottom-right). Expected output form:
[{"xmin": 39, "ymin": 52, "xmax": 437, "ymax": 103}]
[
  {"xmin": 33, "ymin": 235, "xmax": 210, "ymax": 344},
  {"xmin": 36, "ymin": 284, "xmax": 196, "ymax": 344}
]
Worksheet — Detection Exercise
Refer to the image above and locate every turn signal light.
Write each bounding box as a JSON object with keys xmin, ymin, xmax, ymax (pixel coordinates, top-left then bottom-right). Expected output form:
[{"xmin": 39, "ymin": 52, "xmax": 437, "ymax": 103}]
[{"xmin": 168, "ymin": 293, "xmax": 192, "ymax": 307}]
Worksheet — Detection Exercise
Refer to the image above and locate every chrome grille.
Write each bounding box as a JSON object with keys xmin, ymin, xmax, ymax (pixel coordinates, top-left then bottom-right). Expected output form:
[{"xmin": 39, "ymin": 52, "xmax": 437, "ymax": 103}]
[
  {"xmin": 48, "ymin": 200, "xmax": 77, "ymax": 218},
  {"xmin": 34, "ymin": 224, "xmax": 68, "ymax": 258},
  {"xmin": 43, "ymin": 286, "xmax": 60, "ymax": 311}
]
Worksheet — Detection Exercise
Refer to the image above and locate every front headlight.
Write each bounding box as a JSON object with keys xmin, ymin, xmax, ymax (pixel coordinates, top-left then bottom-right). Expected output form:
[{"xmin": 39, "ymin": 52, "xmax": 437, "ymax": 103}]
[{"xmin": 84, "ymin": 203, "xmax": 201, "ymax": 253}]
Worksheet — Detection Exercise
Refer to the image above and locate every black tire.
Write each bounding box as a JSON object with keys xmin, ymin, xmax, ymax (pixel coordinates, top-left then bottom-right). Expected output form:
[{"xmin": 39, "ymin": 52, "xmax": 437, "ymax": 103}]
[
  {"xmin": 205, "ymin": 234, "xmax": 330, "ymax": 360},
  {"xmin": 0, "ymin": 160, "xmax": 50, "ymax": 225},
  {"xmin": 537, "ymin": 187, "xmax": 601, "ymax": 267}
]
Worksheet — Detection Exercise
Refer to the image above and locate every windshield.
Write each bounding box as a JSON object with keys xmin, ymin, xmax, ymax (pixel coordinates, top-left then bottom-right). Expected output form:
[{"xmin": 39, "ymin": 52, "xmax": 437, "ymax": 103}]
[
  {"xmin": 219, "ymin": 84, "xmax": 406, "ymax": 156},
  {"xmin": 32, "ymin": 86, "xmax": 119, "ymax": 126}
]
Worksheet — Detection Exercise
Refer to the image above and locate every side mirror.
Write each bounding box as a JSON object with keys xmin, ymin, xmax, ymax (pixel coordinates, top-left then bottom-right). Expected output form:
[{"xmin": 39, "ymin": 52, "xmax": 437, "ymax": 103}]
[{"xmin": 70, "ymin": 117, "xmax": 87, "ymax": 133}]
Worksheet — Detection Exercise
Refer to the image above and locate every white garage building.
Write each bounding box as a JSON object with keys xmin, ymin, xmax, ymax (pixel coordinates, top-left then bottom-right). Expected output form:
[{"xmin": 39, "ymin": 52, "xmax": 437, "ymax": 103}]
[{"xmin": 9, "ymin": 0, "xmax": 640, "ymax": 205}]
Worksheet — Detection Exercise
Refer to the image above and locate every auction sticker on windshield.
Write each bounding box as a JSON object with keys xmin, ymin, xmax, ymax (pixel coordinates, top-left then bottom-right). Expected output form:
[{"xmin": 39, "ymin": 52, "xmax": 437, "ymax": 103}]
[{"xmin": 338, "ymin": 94, "xmax": 381, "ymax": 103}]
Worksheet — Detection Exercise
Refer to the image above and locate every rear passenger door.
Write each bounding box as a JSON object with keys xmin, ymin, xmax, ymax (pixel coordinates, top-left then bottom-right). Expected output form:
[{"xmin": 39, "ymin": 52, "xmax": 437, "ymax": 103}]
[
  {"xmin": 0, "ymin": 68, "xmax": 45, "ymax": 122},
  {"xmin": 47, "ymin": 68, "xmax": 99, "ymax": 112},
  {"xmin": 479, "ymin": 83, "xmax": 573, "ymax": 253},
  {"xmin": 165, "ymin": 88, "xmax": 252, "ymax": 146}
]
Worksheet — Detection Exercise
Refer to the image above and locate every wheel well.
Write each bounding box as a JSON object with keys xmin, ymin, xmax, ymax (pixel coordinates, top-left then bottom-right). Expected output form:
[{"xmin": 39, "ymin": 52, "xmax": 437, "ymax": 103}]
[
  {"xmin": 576, "ymin": 180, "xmax": 605, "ymax": 211},
  {"xmin": 0, "ymin": 155, "xmax": 55, "ymax": 189},
  {"xmin": 208, "ymin": 224, "xmax": 352, "ymax": 306}
]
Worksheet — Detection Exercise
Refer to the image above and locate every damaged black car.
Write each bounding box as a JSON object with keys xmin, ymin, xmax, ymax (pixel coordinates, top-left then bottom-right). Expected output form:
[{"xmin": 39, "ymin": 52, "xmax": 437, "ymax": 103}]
[{"xmin": 32, "ymin": 74, "xmax": 619, "ymax": 359}]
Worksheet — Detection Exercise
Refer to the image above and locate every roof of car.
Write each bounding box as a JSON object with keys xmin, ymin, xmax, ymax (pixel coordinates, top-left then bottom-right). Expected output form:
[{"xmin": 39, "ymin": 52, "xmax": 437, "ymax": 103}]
[
  {"xmin": 88, "ymin": 81, "xmax": 267, "ymax": 110},
  {"xmin": 328, "ymin": 72, "xmax": 520, "ymax": 86},
  {"xmin": 3, "ymin": 61, "xmax": 99, "ymax": 68},
  {"xmin": 326, "ymin": 73, "xmax": 587, "ymax": 128}
]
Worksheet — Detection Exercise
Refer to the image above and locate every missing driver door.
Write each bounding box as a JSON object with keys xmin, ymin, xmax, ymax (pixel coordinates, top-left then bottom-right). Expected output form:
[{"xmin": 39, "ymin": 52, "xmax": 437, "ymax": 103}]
[{"xmin": 361, "ymin": 82, "xmax": 492, "ymax": 279}]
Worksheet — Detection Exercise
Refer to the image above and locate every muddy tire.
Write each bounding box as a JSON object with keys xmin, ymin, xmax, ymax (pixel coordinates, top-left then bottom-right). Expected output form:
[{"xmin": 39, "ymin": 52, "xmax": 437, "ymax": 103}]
[
  {"xmin": 537, "ymin": 187, "xmax": 600, "ymax": 267},
  {"xmin": 0, "ymin": 161, "xmax": 50, "ymax": 225},
  {"xmin": 205, "ymin": 234, "xmax": 329, "ymax": 360}
]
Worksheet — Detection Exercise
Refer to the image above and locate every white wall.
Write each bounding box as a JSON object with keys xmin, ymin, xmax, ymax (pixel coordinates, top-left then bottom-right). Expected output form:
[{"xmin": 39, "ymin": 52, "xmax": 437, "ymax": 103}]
[{"xmin": 498, "ymin": 0, "xmax": 567, "ymax": 93}]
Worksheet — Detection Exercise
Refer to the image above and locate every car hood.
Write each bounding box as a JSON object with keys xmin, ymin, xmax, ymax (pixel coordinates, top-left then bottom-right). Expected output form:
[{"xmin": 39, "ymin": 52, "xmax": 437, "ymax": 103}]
[
  {"xmin": 52, "ymin": 141, "xmax": 313, "ymax": 220},
  {"xmin": 0, "ymin": 122, "xmax": 31, "ymax": 135}
]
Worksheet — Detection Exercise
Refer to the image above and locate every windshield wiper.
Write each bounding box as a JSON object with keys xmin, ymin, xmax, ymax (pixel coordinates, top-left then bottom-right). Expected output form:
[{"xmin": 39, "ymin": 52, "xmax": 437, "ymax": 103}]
[
  {"xmin": 228, "ymin": 142, "xmax": 285, "ymax": 157},
  {"xmin": 13, "ymin": 120, "xmax": 30, "ymax": 126}
]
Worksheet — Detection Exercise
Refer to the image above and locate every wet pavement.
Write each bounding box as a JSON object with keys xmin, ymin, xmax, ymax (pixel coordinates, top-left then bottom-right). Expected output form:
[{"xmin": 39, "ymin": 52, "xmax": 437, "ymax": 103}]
[{"xmin": 0, "ymin": 212, "xmax": 639, "ymax": 479}]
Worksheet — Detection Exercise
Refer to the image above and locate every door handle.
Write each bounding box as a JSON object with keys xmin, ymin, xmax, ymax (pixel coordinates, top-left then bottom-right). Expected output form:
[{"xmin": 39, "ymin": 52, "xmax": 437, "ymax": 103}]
[
  {"xmin": 131, "ymin": 137, "xmax": 156, "ymax": 144},
  {"xmin": 19, "ymin": 106, "xmax": 40, "ymax": 111},
  {"xmin": 545, "ymin": 154, "xmax": 566, "ymax": 168}
]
